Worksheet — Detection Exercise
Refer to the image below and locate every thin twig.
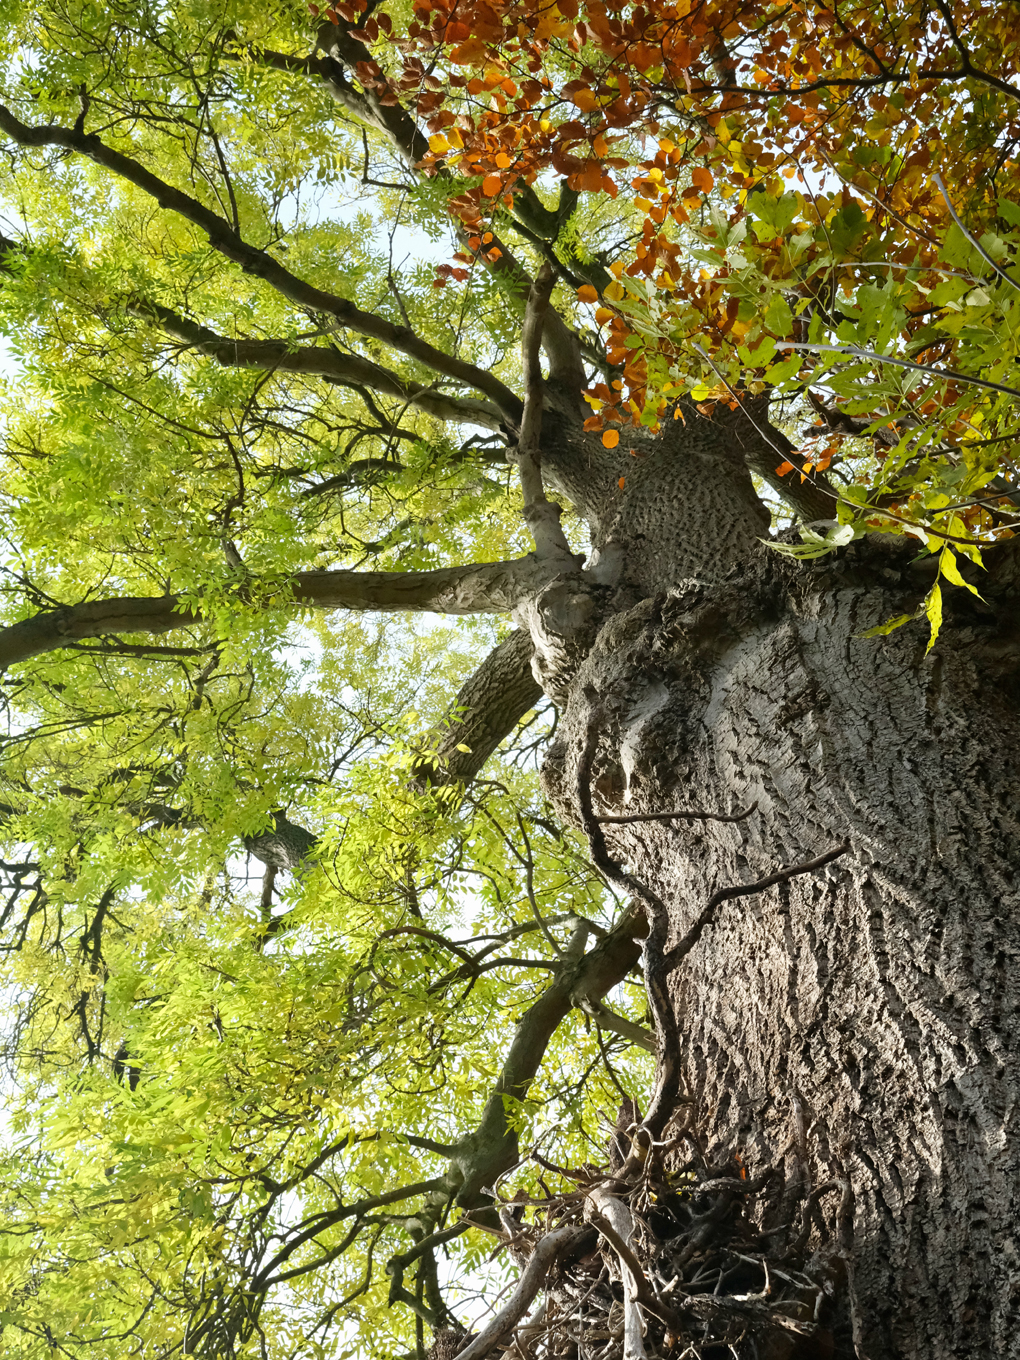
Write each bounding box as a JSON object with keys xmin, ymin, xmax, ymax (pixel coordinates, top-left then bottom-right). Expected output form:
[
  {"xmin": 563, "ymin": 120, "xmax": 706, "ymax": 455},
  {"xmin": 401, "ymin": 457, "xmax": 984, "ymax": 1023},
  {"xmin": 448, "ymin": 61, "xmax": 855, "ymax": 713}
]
[
  {"xmin": 663, "ymin": 841, "xmax": 851, "ymax": 975},
  {"xmin": 776, "ymin": 341, "xmax": 1020, "ymax": 400},
  {"xmin": 933, "ymin": 173, "xmax": 1020, "ymax": 294},
  {"xmin": 598, "ymin": 802, "xmax": 756, "ymax": 826}
]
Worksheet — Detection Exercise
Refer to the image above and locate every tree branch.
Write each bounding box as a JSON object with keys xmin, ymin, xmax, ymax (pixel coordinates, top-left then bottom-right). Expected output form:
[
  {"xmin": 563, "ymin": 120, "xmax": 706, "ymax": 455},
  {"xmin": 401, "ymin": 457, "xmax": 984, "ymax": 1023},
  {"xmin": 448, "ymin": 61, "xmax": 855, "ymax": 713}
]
[
  {"xmin": 0, "ymin": 105, "xmax": 523, "ymax": 423},
  {"xmin": 241, "ymin": 37, "xmax": 589, "ymax": 402},
  {"xmin": 252, "ymin": 1178, "xmax": 448, "ymax": 1289},
  {"xmin": 449, "ymin": 908, "xmax": 646, "ymax": 1206},
  {"xmin": 0, "ymin": 560, "xmax": 565, "ymax": 670},
  {"xmin": 452, "ymin": 1225, "xmax": 589, "ymax": 1360},
  {"xmin": 578, "ymin": 998, "xmax": 656, "ymax": 1054},
  {"xmin": 515, "ymin": 264, "xmax": 580, "ymax": 569},
  {"xmin": 662, "ymin": 840, "xmax": 852, "ymax": 975},
  {"xmin": 131, "ymin": 299, "xmax": 506, "ymax": 430},
  {"xmin": 413, "ymin": 630, "xmax": 543, "ymax": 788}
]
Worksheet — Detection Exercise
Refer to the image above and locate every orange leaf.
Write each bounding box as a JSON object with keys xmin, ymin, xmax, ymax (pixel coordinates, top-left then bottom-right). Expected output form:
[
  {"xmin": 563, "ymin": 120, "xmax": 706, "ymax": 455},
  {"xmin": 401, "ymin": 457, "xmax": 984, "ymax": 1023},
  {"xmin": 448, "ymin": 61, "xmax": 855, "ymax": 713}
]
[
  {"xmin": 774, "ymin": 460, "xmax": 794, "ymax": 476},
  {"xmin": 572, "ymin": 88, "xmax": 598, "ymax": 113},
  {"xmin": 691, "ymin": 166, "xmax": 714, "ymax": 193},
  {"xmin": 583, "ymin": 415, "xmax": 603, "ymax": 431},
  {"xmin": 618, "ymin": 475, "xmax": 626, "ymax": 488},
  {"xmin": 481, "ymin": 175, "xmax": 502, "ymax": 196},
  {"xmin": 577, "ymin": 284, "xmax": 599, "ymax": 303},
  {"xmin": 450, "ymin": 38, "xmax": 488, "ymax": 64},
  {"xmin": 603, "ymin": 430, "xmax": 620, "ymax": 448}
]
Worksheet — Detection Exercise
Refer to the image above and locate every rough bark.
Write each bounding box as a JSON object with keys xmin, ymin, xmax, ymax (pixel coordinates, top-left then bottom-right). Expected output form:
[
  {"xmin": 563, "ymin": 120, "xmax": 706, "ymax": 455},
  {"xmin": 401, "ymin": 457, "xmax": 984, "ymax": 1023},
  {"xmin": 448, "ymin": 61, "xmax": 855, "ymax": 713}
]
[
  {"xmin": 414, "ymin": 629, "xmax": 543, "ymax": 787},
  {"xmin": 5, "ymin": 341, "xmax": 1018, "ymax": 1354},
  {"xmin": 536, "ymin": 514, "xmax": 1020, "ymax": 1359}
]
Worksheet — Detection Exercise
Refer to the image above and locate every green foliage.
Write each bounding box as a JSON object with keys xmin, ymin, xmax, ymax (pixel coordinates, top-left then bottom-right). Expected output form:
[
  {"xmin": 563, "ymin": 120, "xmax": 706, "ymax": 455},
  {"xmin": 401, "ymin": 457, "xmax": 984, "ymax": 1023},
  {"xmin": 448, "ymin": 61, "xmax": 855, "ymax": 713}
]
[{"xmin": 0, "ymin": 3, "xmax": 648, "ymax": 1354}]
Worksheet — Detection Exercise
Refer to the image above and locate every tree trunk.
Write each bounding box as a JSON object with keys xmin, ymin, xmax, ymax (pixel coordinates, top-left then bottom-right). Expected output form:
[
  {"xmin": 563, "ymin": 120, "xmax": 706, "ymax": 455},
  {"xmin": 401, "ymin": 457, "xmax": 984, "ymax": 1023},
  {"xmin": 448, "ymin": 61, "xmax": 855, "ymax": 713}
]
[{"xmin": 532, "ymin": 406, "xmax": 1020, "ymax": 1359}]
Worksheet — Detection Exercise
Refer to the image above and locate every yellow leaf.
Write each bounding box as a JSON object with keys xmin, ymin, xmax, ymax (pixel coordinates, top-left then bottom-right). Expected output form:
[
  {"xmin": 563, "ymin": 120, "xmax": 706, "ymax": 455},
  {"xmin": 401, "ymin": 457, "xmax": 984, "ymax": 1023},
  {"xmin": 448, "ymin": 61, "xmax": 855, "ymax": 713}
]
[
  {"xmin": 572, "ymin": 88, "xmax": 598, "ymax": 113},
  {"xmin": 858, "ymin": 612, "xmax": 916, "ymax": 639},
  {"xmin": 925, "ymin": 582, "xmax": 943, "ymax": 654},
  {"xmin": 938, "ymin": 547, "xmax": 984, "ymax": 599},
  {"xmin": 429, "ymin": 134, "xmax": 451, "ymax": 154}
]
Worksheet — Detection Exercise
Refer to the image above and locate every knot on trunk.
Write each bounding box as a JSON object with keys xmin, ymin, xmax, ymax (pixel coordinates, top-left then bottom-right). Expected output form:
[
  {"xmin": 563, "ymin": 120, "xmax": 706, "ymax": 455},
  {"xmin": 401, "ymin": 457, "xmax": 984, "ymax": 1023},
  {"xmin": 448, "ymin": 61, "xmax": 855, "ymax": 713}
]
[{"xmin": 515, "ymin": 577, "xmax": 609, "ymax": 704}]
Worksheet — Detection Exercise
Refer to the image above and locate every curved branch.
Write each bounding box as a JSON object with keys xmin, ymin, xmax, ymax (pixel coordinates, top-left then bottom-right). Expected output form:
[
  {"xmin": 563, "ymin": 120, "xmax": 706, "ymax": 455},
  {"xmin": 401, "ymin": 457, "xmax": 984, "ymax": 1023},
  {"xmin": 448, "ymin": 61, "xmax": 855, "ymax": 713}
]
[
  {"xmin": 132, "ymin": 300, "xmax": 507, "ymax": 430},
  {"xmin": 450, "ymin": 908, "xmax": 647, "ymax": 1206},
  {"xmin": 662, "ymin": 840, "xmax": 851, "ymax": 975},
  {"xmin": 452, "ymin": 1225, "xmax": 589, "ymax": 1360},
  {"xmin": 251, "ymin": 1177, "xmax": 448, "ymax": 1289},
  {"xmin": 0, "ymin": 105, "xmax": 523, "ymax": 423}
]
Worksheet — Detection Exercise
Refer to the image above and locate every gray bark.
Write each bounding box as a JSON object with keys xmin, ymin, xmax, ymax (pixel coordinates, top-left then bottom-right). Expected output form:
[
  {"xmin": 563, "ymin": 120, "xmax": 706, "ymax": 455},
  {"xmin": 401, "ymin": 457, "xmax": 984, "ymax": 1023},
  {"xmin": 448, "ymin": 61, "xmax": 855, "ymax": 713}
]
[
  {"xmin": 0, "ymin": 558, "xmax": 565, "ymax": 671},
  {"xmin": 536, "ymin": 510, "xmax": 1020, "ymax": 1358},
  {"xmin": 414, "ymin": 629, "xmax": 543, "ymax": 788}
]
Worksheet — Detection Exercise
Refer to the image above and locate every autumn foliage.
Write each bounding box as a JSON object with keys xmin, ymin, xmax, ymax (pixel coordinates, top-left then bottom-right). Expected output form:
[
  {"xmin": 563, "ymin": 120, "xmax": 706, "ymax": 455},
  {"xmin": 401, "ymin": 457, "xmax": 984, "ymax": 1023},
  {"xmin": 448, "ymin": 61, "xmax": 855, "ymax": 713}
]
[{"xmin": 316, "ymin": 0, "xmax": 1020, "ymax": 593}]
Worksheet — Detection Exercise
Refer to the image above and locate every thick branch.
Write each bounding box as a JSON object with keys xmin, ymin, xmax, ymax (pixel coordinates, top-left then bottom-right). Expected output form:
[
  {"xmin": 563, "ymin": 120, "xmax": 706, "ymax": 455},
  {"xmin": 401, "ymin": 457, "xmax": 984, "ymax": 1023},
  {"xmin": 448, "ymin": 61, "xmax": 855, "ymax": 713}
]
[
  {"xmin": 0, "ymin": 560, "xmax": 564, "ymax": 670},
  {"xmin": 415, "ymin": 629, "xmax": 543, "ymax": 787},
  {"xmin": 516, "ymin": 265, "xmax": 580, "ymax": 569},
  {"xmin": 133, "ymin": 300, "xmax": 506, "ymax": 430},
  {"xmin": 579, "ymin": 998, "xmax": 656, "ymax": 1054},
  {"xmin": 0, "ymin": 105, "xmax": 522, "ymax": 423},
  {"xmin": 586, "ymin": 1187, "xmax": 683, "ymax": 1350}
]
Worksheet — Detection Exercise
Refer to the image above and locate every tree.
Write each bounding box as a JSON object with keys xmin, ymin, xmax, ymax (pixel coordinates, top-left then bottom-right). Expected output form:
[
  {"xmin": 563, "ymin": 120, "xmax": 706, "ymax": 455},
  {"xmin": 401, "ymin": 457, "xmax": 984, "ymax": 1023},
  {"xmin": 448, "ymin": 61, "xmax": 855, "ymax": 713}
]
[{"xmin": 0, "ymin": 0, "xmax": 1018, "ymax": 1357}]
